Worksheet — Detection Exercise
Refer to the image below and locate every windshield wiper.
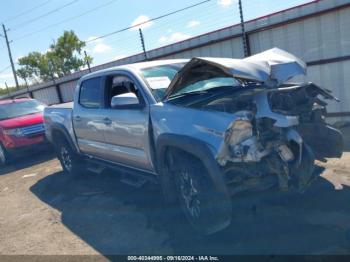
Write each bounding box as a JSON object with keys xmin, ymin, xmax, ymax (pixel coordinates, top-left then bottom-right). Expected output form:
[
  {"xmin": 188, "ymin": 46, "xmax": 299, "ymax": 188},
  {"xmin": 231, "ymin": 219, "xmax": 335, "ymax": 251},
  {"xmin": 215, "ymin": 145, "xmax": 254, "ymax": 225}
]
[{"xmin": 167, "ymin": 90, "xmax": 214, "ymax": 100}]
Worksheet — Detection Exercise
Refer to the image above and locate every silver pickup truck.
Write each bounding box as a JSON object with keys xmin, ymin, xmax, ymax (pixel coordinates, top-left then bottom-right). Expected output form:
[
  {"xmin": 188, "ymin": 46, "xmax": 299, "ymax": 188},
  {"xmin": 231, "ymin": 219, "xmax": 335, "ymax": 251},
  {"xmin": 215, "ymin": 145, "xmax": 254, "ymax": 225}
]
[{"xmin": 44, "ymin": 48, "xmax": 343, "ymax": 234}]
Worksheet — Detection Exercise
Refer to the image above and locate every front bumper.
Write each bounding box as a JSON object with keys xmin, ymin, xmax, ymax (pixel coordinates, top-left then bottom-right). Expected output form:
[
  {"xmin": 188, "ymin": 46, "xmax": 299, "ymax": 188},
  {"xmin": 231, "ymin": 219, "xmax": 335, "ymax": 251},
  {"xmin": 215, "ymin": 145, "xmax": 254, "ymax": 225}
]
[
  {"xmin": 3, "ymin": 133, "xmax": 46, "ymax": 149},
  {"xmin": 6, "ymin": 139, "xmax": 51, "ymax": 157}
]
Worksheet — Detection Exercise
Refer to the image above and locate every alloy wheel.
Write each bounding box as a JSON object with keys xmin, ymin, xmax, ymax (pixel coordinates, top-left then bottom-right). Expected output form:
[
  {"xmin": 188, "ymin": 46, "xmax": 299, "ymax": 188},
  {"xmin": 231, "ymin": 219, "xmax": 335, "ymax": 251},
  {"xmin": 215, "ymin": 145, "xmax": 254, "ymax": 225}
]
[
  {"xmin": 178, "ymin": 170, "xmax": 201, "ymax": 221},
  {"xmin": 60, "ymin": 146, "xmax": 72, "ymax": 172},
  {"xmin": 0, "ymin": 146, "xmax": 6, "ymax": 165}
]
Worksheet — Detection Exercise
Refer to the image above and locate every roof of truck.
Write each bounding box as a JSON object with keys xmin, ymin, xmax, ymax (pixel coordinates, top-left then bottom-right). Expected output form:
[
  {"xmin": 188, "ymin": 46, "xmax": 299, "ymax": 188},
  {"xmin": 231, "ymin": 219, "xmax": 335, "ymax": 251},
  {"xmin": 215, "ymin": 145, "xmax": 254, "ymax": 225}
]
[{"xmin": 80, "ymin": 59, "xmax": 189, "ymax": 81}]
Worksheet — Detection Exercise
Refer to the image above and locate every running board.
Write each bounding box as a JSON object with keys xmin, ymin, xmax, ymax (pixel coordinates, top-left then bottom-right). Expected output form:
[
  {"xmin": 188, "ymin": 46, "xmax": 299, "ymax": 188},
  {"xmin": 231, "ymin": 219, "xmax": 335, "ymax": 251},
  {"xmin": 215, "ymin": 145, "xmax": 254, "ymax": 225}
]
[
  {"xmin": 120, "ymin": 176, "xmax": 147, "ymax": 188},
  {"xmin": 85, "ymin": 157, "xmax": 158, "ymax": 184},
  {"xmin": 86, "ymin": 164, "xmax": 105, "ymax": 174}
]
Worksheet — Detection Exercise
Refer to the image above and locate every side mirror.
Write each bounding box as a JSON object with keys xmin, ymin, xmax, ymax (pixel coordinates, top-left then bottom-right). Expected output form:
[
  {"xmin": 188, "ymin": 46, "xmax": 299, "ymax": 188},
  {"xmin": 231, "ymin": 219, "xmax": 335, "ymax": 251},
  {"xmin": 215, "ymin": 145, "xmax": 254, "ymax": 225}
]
[{"xmin": 111, "ymin": 92, "xmax": 139, "ymax": 108}]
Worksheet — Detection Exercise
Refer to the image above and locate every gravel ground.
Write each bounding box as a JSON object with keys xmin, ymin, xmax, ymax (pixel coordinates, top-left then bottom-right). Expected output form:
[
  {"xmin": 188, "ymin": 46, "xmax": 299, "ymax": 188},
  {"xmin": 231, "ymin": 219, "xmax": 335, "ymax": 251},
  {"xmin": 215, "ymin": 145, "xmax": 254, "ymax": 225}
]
[{"xmin": 1, "ymin": 149, "xmax": 350, "ymax": 255}]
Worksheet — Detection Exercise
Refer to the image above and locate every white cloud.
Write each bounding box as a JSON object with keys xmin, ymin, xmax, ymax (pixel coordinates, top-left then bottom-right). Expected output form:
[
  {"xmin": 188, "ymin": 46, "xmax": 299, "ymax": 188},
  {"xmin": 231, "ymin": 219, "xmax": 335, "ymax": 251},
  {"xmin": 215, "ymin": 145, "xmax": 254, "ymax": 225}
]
[
  {"xmin": 93, "ymin": 43, "xmax": 112, "ymax": 54},
  {"xmin": 187, "ymin": 20, "xmax": 200, "ymax": 28},
  {"xmin": 16, "ymin": 55, "xmax": 24, "ymax": 63},
  {"xmin": 130, "ymin": 15, "xmax": 153, "ymax": 30},
  {"xmin": 158, "ymin": 32, "xmax": 191, "ymax": 44},
  {"xmin": 114, "ymin": 54, "xmax": 127, "ymax": 60},
  {"xmin": 217, "ymin": 0, "xmax": 236, "ymax": 7},
  {"xmin": 86, "ymin": 36, "xmax": 113, "ymax": 54},
  {"xmin": 158, "ymin": 36, "xmax": 168, "ymax": 43}
]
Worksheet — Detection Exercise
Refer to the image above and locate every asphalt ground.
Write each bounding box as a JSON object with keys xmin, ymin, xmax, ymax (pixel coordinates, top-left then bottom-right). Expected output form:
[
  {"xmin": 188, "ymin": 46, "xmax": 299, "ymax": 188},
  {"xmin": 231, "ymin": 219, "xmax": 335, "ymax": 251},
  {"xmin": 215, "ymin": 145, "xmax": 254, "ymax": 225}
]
[{"xmin": 1, "ymin": 147, "xmax": 350, "ymax": 256}]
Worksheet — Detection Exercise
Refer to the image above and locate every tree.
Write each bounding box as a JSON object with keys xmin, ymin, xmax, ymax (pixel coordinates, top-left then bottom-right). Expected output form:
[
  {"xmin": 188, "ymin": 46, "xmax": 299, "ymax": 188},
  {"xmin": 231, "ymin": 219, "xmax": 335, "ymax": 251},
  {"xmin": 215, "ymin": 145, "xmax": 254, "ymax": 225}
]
[
  {"xmin": 17, "ymin": 52, "xmax": 50, "ymax": 82},
  {"xmin": 17, "ymin": 31, "xmax": 92, "ymax": 82}
]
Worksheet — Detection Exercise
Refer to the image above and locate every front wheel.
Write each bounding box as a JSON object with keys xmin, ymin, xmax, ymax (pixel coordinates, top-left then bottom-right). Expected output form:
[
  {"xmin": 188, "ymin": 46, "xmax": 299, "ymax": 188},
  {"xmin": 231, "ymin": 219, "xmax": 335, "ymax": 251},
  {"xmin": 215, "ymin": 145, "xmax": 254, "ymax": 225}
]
[
  {"xmin": 56, "ymin": 139, "xmax": 85, "ymax": 176},
  {"xmin": 171, "ymin": 153, "xmax": 232, "ymax": 235}
]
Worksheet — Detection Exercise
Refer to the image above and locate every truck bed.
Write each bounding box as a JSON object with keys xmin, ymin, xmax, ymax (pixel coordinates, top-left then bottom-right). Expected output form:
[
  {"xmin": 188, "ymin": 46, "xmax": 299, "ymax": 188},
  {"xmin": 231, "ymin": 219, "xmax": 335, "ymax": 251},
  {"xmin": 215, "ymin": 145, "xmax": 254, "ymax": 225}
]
[
  {"xmin": 44, "ymin": 103, "xmax": 75, "ymax": 148},
  {"xmin": 48, "ymin": 102, "xmax": 73, "ymax": 109}
]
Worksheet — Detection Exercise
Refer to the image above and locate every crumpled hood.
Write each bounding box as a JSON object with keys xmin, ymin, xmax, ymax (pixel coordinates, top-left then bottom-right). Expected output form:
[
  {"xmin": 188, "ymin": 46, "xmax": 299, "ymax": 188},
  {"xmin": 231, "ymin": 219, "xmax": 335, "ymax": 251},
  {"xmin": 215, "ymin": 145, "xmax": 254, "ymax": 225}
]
[
  {"xmin": 243, "ymin": 48, "xmax": 306, "ymax": 85},
  {"xmin": 164, "ymin": 48, "xmax": 307, "ymax": 99}
]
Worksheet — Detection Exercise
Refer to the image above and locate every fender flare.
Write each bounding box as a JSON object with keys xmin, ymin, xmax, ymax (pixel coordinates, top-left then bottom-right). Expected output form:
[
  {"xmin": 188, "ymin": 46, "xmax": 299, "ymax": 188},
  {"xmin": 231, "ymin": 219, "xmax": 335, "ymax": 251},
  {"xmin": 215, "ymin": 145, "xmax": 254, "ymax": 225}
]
[
  {"xmin": 156, "ymin": 133, "xmax": 229, "ymax": 197},
  {"xmin": 50, "ymin": 123, "xmax": 79, "ymax": 153}
]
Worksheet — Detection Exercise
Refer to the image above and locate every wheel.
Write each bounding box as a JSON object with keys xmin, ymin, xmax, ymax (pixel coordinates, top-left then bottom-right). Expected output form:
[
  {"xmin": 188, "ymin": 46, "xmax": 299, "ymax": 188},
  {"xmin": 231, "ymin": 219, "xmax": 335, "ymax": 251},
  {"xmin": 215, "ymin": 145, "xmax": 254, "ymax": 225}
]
[
  {"xmin": 290, "ymin": 143, "xmax": 315, "ymax": 191},
  {"xmin": 0, "ymin": 144, "xmax": 9, "ymax": 166},
  {"xmin": 56, "ymin": 139, "xmax": 85, "ymax": 176},
  {"xmin": 170, "ymin": 152, "xmax": 232, "ymax": 235}
]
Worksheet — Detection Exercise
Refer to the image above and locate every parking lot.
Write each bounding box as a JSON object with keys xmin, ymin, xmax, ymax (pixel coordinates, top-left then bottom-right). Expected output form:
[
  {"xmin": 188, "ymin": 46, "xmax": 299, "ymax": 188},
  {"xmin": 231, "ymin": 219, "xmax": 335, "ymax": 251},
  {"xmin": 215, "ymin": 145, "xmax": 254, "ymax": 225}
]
[{"xmin": 0, "ymin": 138, "xmax": 350, "ymax": 255}]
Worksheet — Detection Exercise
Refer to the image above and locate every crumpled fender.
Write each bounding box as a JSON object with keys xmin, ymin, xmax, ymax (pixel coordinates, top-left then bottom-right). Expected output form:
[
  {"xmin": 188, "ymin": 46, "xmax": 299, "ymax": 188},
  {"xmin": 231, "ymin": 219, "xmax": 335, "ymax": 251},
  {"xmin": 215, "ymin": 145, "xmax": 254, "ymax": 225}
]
[{"xmin": 156, "ymin": 134, "xmax": 229, "ymax": 195}]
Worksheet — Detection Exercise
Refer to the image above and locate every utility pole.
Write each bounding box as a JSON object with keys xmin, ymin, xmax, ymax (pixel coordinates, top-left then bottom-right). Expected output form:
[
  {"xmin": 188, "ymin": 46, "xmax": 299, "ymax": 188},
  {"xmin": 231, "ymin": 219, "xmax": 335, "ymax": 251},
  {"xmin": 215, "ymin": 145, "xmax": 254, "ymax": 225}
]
[
  {"xmin": 238, "ymin": 0, "xmax": 250, "ymax": 57},
  {"xmin": 139, "ymin": 28, "xmax": 148, "ymax": 61},
  {"xmin": 1, "ymin": 24, "xmax": 19, "ymax": 90},
  {"xmin": 84, "ymin": 50, "xmax": 91, "ymax": 72},
  {"xmin": 48, "ymin": 60, "xmax": 56, "ymax": 84}
]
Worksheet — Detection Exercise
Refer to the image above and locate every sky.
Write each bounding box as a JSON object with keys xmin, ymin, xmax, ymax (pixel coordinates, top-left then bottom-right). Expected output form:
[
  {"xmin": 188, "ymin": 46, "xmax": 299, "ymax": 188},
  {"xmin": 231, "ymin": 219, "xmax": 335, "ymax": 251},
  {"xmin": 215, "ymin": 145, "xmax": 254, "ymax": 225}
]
[{"xmin": 0, "ymin": 0, "xmax": 313, "ymax": 88}]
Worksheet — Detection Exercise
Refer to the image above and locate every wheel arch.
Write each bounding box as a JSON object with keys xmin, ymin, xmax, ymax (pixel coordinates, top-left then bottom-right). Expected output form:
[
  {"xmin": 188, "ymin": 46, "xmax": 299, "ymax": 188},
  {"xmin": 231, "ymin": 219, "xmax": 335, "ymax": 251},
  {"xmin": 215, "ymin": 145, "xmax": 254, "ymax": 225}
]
[
  {"xmin": 156, "ymin": 134, "xmax": 229, "ymax": 197},
  {"xmin": 50, "ymin": 124, "xmax": 78, "ymax": 153}
]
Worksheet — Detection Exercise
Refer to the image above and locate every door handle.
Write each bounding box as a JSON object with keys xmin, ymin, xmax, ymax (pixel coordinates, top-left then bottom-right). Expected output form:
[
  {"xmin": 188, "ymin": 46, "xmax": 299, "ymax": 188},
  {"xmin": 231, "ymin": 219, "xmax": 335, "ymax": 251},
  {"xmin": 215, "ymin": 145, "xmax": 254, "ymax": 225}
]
[
  {"xmin": 103, "ymin": 117, "xmax": 112, "ymax": 125},
  {"xmin": 74, "ymin": 116, "xmax": 82, "ymax": 122}
]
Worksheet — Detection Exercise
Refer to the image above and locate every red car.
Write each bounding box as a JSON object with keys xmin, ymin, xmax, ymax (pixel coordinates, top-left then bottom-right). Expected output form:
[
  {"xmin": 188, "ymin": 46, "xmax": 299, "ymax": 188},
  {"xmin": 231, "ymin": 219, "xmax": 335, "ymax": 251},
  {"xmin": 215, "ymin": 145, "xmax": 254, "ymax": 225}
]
[{"xmin": 0, "ymin": 98, "xmax": 47, "ymax": 166}]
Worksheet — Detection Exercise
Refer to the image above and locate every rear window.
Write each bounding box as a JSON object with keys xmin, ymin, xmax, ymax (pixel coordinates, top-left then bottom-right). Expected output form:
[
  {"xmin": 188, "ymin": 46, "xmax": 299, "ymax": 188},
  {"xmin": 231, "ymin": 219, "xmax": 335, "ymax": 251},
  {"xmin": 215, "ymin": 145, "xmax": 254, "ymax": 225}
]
[{"xmin": 79, "ymin": 77, "xmax": 101, "ymax": 108}]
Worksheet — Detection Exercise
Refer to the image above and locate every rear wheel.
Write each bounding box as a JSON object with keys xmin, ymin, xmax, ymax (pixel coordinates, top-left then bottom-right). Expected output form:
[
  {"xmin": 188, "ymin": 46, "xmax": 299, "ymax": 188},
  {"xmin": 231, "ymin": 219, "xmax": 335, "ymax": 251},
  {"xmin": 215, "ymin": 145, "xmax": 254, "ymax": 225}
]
[
  {"xmin": 169, "ymin": 151, "xmax": 232, "ymax": 235},
  {"xmin": 0, "ymin": 144, "xmax": 8, "ymax": 166},
  {"xmin": 56, "ymin": 139, "xmax": 85, "ymax": 176}
]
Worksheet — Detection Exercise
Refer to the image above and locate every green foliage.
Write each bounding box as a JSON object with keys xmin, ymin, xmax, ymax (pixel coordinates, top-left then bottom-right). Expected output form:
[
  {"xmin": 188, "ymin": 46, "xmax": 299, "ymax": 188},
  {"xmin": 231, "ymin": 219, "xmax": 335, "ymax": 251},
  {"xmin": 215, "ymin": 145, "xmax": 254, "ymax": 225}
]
[
  {"xmin": 0, "ymin": 84, "xmax": 27, "ymax": 96},
  {"xmin": 16, "ymin": 30, "xmax": 92, "ymax": 82}
]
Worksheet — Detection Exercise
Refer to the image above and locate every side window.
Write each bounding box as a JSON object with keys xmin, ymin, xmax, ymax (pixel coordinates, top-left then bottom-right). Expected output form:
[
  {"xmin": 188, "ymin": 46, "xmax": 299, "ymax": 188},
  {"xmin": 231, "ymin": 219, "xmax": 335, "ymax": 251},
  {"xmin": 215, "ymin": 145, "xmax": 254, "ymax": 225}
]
[
  {"xmin": 105, "ymin": 75, "xmax": 141, "ymax": 107},
  {"xmin": 79, "ymin": 77, "xmax": 101, "ymax": 108}
]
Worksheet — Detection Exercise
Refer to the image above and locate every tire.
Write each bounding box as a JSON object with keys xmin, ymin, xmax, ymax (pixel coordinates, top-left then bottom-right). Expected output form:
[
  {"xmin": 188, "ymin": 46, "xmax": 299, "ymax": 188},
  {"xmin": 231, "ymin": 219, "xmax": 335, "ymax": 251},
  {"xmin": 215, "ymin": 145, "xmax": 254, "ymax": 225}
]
[
  {"xmin": 0, "ymin": 144, "xmax": 9, "ymax": 166},
  {"xmin": 170, "ymin": 152, "xmax": 231, "ymax": 235},
  {"xmin": 290, "ymin": 143, "xmax": 316, "ymax": 191},
  {"xmin": 56, "ymin": 139, "xmax": 85, "ymax": 176}
]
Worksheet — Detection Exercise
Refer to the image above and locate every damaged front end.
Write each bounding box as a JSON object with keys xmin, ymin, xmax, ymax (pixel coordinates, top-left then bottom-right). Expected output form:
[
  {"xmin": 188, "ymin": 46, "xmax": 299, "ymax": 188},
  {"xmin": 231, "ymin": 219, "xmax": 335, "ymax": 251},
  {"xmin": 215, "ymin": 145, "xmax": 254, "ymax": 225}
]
[
  {"xmin": 164, "ymin": 48, "xmax": 344, "ymax": 195},
  {"xmin": 217, "ymin": 109, "xmax": 316, "ymax": 193}
]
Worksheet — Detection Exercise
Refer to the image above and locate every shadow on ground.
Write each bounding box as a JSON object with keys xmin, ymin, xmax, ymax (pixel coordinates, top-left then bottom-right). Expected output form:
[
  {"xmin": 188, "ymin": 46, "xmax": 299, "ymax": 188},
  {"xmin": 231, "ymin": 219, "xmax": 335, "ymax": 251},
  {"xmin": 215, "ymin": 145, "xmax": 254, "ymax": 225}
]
[
  {"xmin": 30, "ymin": 164, "xmax": 350, "ymax": 255},
  {"xmin": 0, "ymin": 147, "xmax": 56, "ymax": 176}
]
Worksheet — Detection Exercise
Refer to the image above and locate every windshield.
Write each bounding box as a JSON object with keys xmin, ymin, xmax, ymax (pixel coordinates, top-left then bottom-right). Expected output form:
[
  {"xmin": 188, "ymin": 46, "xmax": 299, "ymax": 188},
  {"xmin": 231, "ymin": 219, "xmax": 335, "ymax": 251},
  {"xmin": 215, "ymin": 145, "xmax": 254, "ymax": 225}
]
[
  {"xmin": 140, "ymin": 63, "xmax": 185, "ymax": 101},
  {"xmin": 169, "ymin": 77, "xmax": 240, "ymax": 99},
  {"xmin": 0, "ymin": 100, "xmax": 45, "ymax": 120}
]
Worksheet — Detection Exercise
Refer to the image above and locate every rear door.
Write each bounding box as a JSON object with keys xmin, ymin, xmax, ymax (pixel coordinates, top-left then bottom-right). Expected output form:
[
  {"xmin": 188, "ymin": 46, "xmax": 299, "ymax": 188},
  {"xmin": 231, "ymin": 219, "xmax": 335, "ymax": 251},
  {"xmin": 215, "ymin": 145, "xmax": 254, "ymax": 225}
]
[{"xmin": 73, "ymin": 77, "xmax": 108, "ymax": 157}]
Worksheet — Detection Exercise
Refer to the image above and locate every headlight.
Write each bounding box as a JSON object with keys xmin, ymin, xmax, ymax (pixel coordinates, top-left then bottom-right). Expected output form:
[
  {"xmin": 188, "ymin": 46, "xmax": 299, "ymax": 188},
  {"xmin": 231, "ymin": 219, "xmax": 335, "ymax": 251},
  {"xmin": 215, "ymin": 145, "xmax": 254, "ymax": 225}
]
[
  {"xmin": 225, "ymin": 119, "xmax": 253, "ymax": 146},
  {"xmin": 3, "ymin": 128, "xmax": 24, "ymax": 137}
]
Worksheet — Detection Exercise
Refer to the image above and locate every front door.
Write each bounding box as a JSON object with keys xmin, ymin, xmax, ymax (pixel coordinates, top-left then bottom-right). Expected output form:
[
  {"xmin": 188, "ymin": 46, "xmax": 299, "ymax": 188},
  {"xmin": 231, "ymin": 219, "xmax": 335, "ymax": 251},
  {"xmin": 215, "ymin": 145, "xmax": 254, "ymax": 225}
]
[{"xmin": 99, "ymin": 74, "xmax": 153, "ymax": 171}]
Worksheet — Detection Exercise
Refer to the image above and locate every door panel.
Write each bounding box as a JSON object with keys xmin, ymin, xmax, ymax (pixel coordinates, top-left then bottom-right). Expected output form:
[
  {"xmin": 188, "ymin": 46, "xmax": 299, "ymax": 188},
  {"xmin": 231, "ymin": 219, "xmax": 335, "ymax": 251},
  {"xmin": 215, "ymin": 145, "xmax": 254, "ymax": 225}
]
[
  {"xmin": 100, "ymin": 74, "xmax": 153, "ymax": 171},
  {"xmin": 73, "ymin": 108, "xmax": 109, "ymax": 157},
  {"xmin": 100, "ymin": 108, "xmax": 152, "ymax": 170}
]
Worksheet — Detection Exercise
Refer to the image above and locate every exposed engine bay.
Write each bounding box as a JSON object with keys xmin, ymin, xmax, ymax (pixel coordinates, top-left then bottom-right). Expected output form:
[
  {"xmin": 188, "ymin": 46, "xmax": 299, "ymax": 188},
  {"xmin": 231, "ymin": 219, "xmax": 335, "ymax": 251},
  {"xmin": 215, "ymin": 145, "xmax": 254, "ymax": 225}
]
[{"xmin": 165, "ymin": 48, "xmax": 344, "ymax": 193}]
